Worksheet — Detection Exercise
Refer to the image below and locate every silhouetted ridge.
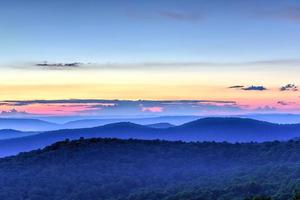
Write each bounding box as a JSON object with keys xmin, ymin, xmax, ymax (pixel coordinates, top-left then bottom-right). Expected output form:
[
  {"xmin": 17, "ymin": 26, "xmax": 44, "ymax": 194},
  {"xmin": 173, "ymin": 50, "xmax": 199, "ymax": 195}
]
[
  {"xmin": 0, "ymin": 118, "xmax": 59, "ymax": 131},
  {"xmin": 0, "ymin": 129, "xmax": 23, "ymax": 133},
  {"xmin": 101, "ymin": 122, "xmax": 151, "ymax": 129},
  {"xmin": 180, "ymin": 117, "xmax": 275, "ymax": 128}
]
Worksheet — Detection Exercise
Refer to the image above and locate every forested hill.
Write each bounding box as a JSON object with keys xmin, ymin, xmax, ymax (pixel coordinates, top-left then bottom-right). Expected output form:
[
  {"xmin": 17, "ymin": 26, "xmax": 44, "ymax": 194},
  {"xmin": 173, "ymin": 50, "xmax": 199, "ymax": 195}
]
[{"xmin": 1, "ymin": 138, "xmax": 300, "ymax": 200}]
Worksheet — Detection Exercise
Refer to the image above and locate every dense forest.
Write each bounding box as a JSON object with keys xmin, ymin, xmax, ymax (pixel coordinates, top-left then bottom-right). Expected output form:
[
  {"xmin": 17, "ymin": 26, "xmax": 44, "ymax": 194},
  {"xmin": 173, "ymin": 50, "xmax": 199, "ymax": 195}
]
[{"xmin": 1, "ymin": 138, "xmax": 300, "ymax": 200}]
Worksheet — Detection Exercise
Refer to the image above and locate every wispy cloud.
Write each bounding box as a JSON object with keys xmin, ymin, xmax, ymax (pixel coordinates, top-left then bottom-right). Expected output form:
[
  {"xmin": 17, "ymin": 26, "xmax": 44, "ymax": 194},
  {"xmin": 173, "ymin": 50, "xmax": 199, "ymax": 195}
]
[
  {"xmin": 5, "ymin": 58, "xmax": 299, "ymax": 71},
  {"xmin": 0, "ymin": 109, "xmax": 29, "ymax": 117},
  {"xmin": 1, "ymin": 99, "xmax": 236, "ymax": 106},
  {"xmin": 141, "ymin": 106, "xmax": 164, "ymax": 113},
  {"xmin": 36, "ymin": 62, "xmax": 81, "ymax": 67},
  {"xmin": 258, "ymin": 5, "xmax": 300, "ymax": 22},
  {"xmin": 277, "ymin": 101, "xmax": 296, "ymax": 106},
  {"xmin": 228, "ymin": 85, "xmax": 267, "ymax": 91},
  {"xmin": 156, "ymin": 10, "xmax": 203, "ymax": 22},
  {"xmin": 0, "ymin": 99, "xmax": 243, "ymax": 116},
  {"xmin": 34, "ymin": 62, "xmax": 82, "ymax": 70},
  {"xmin": 228, "ymin": 85, "xmax": 244, "ymax": 89},
  {"xmin": 2, "ymin": 99, "xmax": 300, "ymax": 116}
]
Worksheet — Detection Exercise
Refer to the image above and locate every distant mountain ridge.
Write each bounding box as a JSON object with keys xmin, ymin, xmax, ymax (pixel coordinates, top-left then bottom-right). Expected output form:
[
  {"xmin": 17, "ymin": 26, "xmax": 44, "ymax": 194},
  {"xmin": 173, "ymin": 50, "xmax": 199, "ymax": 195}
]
[
  {"xmin": 0, "ymin": 129, "xmax": 37, "ymax": 140},
  {"xmin": 0, "ymin": 118, "xmax": 59, "ymax": 131},
  {"xmin": 4, "ymin": 114, "xmax": 300, "ymax": 132},
  {"xmin": 2, "ymin": 117, "xmax": 300, "ymax": 157},
  {"xmin": 145, "ymin": 122, "xmax": 175, "ymax": 128},
  {"xmin": 0, "ymin": 116, "xmax": 197, "ymax": 131},
  {"xmin": 62, "ymin": 116, "xmax": 198, "ymax": 129}
]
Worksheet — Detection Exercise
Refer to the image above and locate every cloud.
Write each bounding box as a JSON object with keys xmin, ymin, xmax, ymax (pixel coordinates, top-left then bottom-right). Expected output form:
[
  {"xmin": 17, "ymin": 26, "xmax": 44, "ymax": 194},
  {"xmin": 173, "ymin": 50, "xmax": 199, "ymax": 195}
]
[
  {"xmin": 34, "ymin": 62, "xmax": 82, "ymax": 71},
  {"xmin": 277, "ymin": 101, "xmax": 296, "ymax": 106},
  {"xmin": 0, "ymin": 99, "xmax": 243, "ymax": 116},
  {"xmin": 127, "ymin": 3, "xmax": 300, "ymax": 24},
  {"xmin": 0, "ymin": 100, "xmax": 118, "ymax": 116},
  {"xmin": 243, "ymin": 59, "xmax": 300, "ymax": 66},
  {"xmin": 141, "ymin": 106, "xmax": 164, "ymax": 113},
  {"xmin": 4, "ymin": 99, "xmax": 299, "ymax": 116},
  {"xmin": 156, "ymin": 10, "xmax": 203, "ymax": 22},
  {"xmin": 242, "ymin": 86, "xmax": 267, "ymax": 91},
  {"xmin": 6, "ymin": 58, "xmax": 300, "ymax": 72},
  {"xmin": 280, "ymin": 84, "xmax": 298, "ymax": 91},
  {"xmin": 107, "ymin": 59, "xmax": 300, "ymax": 70},
  {"xmin": 228, "ymin": 85, "xmax": 244, "ymax": 89},
  {"xmin": 0, "ymin": 109, "xmax": 30, "ymax": 117},
  {"xmin": 258, "ymin": 5, "xmax": 300, "ymax": 22},
  {"xmin": 161, "ymin": 100, "xmax": 236, "ymax": 105},
  {"xmin": 195, "ymin": 101, "xmax": 237, "ymax": 107},
  {"xmin": 2, "ymin": 99, "xmax": 118, "ymax": 106},
  {"xmin": 125, "ymin": 5, "xmax": 204, "ymax": 23},
  {"xmin": 2, "ymin": 99, "xmax": 238, "ymax": 106},
  {"xmin": 36, "ymin": 62, "xmax": 81, "ymax": 68},
  {"xmin": 228, "ymin": 85, "xmax": 267, "ymax": 91}
]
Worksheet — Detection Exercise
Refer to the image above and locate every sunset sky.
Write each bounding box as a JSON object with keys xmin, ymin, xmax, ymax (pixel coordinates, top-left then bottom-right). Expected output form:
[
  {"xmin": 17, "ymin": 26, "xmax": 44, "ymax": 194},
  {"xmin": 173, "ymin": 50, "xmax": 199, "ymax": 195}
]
[{"xmin": 1, "ymin": 0, "xmax": 300, "ymax": 116}]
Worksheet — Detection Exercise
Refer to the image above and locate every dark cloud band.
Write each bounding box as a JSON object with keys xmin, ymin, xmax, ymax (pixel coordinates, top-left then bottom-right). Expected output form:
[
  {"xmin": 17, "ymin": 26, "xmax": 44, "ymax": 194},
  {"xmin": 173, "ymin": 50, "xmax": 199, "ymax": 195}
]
[{"xmin": 228, "ymin": 85, "xmax": 267, "ymax": 91}]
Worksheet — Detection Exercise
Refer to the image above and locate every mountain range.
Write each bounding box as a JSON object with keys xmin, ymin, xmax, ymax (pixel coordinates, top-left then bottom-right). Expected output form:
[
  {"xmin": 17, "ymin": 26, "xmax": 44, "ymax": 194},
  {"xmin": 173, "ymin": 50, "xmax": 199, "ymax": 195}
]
[
  {"xmin": 2, "ymin": 117, "xmax": 300, "ymax": 157},
  {"xmin": 0, "ymin": 116, "xmax": 196, "ymax": 131},
  {"xmin": 3, "ymin": 113, "xmax": 300, "ymax": 132}
]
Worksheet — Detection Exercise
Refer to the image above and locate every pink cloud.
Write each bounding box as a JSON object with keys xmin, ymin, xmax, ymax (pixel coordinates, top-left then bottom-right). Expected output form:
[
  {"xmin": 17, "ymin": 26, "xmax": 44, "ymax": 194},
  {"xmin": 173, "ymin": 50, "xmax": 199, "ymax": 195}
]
[
  {"xmin": 0, "ymin": 103, "xmax": 116, "ymax": 116},
  {"xmin": 142, "ymin": 106, "xmax": 164, "ymax": 113}
]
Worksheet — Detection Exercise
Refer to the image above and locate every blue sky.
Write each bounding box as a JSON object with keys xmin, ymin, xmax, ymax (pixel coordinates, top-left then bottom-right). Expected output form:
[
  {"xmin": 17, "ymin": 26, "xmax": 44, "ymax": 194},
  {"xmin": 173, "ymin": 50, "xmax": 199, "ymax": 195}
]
[
  {"xmin": 1, "ymin": 0, "xmax": 300, "ymax": 63},
  {"xmin": 1, "ymin": 0, "xmax": 300, "ymax": 116}
]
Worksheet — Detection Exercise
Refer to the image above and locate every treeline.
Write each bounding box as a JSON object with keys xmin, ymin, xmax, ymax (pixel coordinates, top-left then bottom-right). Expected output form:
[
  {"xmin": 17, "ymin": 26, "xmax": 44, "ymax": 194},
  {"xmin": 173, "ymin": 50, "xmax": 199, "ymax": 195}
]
[{"xmin": 1, "ymin": 138, "xmax": 300, "ymax": 199}]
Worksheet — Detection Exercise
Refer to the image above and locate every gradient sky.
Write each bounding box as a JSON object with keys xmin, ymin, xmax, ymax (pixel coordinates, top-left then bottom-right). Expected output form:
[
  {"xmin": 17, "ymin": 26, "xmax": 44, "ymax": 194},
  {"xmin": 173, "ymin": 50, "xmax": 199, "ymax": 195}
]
[{"xmin": 1, "ymin": 0, "xmax": 300, "ymax": 116}]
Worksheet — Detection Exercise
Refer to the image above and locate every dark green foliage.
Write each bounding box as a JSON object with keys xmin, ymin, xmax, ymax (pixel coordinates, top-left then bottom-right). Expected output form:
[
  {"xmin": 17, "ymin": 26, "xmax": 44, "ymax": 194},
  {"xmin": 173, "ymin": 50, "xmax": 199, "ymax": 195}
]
[
  {"xmin": 293, "ymin": 191, "xmax": 300, "ymax": 200},
  {"xmin": 245, "ymin": 197, "xmax": 272, "ymax": 200},
  {"xmin": 1, "ymin": 138, "xmax": 300, "ymax": 200}
]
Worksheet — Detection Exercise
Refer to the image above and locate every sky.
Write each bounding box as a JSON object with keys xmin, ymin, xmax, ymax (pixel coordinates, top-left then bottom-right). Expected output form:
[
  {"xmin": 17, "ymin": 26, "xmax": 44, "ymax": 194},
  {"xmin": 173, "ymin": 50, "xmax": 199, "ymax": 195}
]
[{"xmin": 0, "ymin": 0, "xmax": 300, "ymax": 116}]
